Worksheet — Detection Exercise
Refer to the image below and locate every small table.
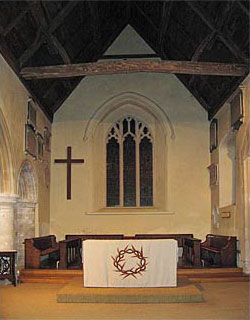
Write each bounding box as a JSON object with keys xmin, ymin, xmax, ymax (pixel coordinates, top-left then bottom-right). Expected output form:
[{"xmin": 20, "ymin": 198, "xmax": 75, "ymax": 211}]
[{"xmin": 0, "ymin": 250, "xmax": 17, "ymax": 286}]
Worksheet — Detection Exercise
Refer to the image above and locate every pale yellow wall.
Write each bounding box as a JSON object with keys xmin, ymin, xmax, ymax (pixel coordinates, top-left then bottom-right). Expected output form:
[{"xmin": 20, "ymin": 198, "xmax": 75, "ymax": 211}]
[
  {"xmin": 211, "ymin": 78, "xmax": 249, "ymax": 236},
  {"xmin": 210, "ymin": 77, "xmax": 249, "ymax": 269},
  {"xmin": 0, "ymin": 54, "xmax": 51, "ymax": 235},
  {"xmin": 50, "ymin": 26, "xmax": 210, "ymax": 241},
  {"xmin": 51, "ymin": 73, "xmax": 210, "ymax": 240}
]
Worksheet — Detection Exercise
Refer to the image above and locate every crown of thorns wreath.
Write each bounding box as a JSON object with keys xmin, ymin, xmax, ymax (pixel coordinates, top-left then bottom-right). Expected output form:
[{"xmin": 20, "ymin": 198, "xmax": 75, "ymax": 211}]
[{"xmin": 111, "ymin": 244, "xmax": 148, "ymax": 279}]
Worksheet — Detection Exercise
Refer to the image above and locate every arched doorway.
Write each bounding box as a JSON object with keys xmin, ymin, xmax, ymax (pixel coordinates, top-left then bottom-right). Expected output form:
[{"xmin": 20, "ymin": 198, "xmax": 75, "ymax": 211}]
[{"xmin": 16, "ymin": 160, "xmax": 38, "ymax": 267}]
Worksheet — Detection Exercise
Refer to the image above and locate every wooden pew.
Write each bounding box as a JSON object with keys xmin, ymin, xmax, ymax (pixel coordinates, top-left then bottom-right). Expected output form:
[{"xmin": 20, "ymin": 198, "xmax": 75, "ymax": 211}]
[
  {"xmin": 183, "ymin": 237, "xmax": 202, "ymax": 266},
  {"xmin": 65, "ymin": 234, "xmax": 124, "ymax": 241},
  {"xmin": 134, "ymin": 234, "xmax": 194, "ymax": 247},
  {"xmin": 135, "ymin": 234, "xmax": 202, "ymax": 267},
  {"xmin": 58, "ymin": 238, "xmax": 82, "ymax": 270},
  {"xmin": 24, "ymin": 235, "xmax": 59, "ymax": 269},
  {"xmin": 200, "ymin": 234, "xmax": 237, "ymax": 267},
  {"xmin": 63, "ymin": 234, "xmax": 124, "ymax": 269}
]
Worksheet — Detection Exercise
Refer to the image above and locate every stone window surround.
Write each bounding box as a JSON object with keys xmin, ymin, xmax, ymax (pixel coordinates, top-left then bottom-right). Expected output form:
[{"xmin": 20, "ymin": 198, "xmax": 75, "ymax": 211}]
[{"xmin": 84, "ymin": 92, "xmax": 175, "ymax": 215}]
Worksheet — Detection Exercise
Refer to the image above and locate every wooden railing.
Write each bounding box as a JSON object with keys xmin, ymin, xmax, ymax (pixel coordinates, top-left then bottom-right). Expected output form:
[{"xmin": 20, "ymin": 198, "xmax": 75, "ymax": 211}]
[
  {"xmin": 183, "ymin": 238, "xmax": 202, "ymax": 266},
  {"xmin": 58, "ymin": 238, "xmax": 82, "ymax": 269}
]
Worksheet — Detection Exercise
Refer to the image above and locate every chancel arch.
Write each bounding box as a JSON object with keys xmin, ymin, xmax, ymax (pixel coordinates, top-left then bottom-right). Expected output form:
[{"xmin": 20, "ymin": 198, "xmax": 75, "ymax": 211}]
[
  {"xmin": 87, "ymin": 92, "xmax": 174, "ymax": 214},
  {"xmin": 16, "ymin": 160, "xmax": 38, "ymax": 266}
]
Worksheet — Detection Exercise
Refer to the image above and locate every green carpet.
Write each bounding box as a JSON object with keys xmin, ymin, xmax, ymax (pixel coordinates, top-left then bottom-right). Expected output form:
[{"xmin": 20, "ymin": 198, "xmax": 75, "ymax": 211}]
[{"xmin": 57, "ymin": 277, "xmax": 204, "ymax": 304}]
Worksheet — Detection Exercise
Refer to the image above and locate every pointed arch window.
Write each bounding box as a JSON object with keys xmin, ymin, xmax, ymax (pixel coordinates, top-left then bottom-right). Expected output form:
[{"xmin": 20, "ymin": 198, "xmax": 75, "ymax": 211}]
[{"xmin": 106, "ymin": 117, "xmax": 153, "ymax": 207}]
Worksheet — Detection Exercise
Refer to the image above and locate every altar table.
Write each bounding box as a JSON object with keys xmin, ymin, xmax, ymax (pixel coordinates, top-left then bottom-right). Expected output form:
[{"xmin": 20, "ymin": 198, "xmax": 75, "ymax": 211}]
[{"xmin": 83, "ymin": 239, "xmax": 177, "ymax": 287}]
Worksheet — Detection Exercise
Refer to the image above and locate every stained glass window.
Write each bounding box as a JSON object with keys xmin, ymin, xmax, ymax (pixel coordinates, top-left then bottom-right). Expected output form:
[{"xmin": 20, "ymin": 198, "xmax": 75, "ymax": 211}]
[
  {"xmin": 123, "ymin": 135, "xmax": 136, "ymax": 206},
  {"xmin": 106, "ymin": 117, "xmax": 153, "ymax": 207},
  {"xmin": 140, "ymin": 137, "xmax": 153, "ymax": 206},
  {"xmin": 106, "ymin": 138, "xmax": 120, "ymax": 206}
]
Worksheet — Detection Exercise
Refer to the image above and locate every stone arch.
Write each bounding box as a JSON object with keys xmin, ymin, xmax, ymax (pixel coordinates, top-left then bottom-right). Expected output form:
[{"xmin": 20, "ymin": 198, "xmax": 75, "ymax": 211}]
[
  {"xmin": 17, "ymin": 160, "xmax": 37, "ymax": 202},
  {"xmin": 16, "ymin": 160, "xmax": 38, "ymax": 267},
  {"xmin": 0, "ymin": 109, "xmax": 15, "ymax": 193},
  {"xmin": 87, "ymin": 91, "xmax": 170, "ymax": 213},
  {"xmin": 83, "ymin": 91, "xmax": 175, "ymax": 142}
]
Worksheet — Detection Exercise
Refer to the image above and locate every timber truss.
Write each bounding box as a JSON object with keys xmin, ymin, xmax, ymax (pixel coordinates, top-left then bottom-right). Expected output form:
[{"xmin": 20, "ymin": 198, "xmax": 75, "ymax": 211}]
[{"xmin": 0, "ymin": 1, "xmax": 249, "ymax": 121}]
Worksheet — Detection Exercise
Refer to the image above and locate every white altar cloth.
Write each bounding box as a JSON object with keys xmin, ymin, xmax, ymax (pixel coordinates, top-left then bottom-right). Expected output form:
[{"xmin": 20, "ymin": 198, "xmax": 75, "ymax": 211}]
[{"xmin": 83, "ymin": 239, "xmax": 177, "ymax": 287}]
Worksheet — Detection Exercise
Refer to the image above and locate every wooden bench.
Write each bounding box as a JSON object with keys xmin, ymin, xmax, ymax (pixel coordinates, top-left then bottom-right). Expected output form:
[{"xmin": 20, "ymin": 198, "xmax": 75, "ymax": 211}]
[
  {"xmin": 135, "ymin": 234, "xmax": 202, "ymax": 267},
  {"xmin": 58, "ymin": 238, "xmax": 82, "ymax": 270},
  {"xmin": 183, "ymin": 237, "xmax": 202, "ymax": 266},
  {"xmin": 65, "ymin": 234, "xmax": 124, "ymax": 241},
  {"xmin": 64, "ymin": 233, "xmax": 201, "ymax": 269},
  {"xmin": 134, "ymin": 234, "xmax": 194, "ymax": 247},
  {"xmin": 63, "ymin": 234, "xmax": 124, "ymax": 269},
  {"xmin": 200, "ymin": 234, "xmax": 237, "ymax": 267},
  {"xmin": 24, "ymin": 235, "xmax": 59, "ymax": 269}
]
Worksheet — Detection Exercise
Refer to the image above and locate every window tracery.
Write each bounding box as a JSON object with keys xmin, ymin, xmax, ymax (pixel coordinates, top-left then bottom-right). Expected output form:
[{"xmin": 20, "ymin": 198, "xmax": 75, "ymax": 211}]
[{"xmin": 106, "ymin": 116, "xmax": 153, "ymax": 207}]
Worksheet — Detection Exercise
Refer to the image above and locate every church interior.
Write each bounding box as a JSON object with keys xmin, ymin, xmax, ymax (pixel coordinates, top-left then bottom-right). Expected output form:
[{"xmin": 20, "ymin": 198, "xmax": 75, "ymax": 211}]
[{"xmin": 0, "ymin": 1, "xmax": 249, "ymax": 319}]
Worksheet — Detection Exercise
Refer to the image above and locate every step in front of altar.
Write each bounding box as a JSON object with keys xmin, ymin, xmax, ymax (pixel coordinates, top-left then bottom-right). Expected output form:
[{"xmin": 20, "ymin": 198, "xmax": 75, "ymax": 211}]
[
  {"xmin": 57, "ymin": 276, "xmax": 204, "ymax": 304},
  {"xmin": 19, "ymin": 268, "xmax": 249, "ymax": 284}
]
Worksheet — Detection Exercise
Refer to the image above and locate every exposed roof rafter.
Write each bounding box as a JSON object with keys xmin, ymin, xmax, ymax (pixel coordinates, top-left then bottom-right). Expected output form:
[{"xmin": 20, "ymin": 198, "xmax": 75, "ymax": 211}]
[
  {"xmin": 237, "ymin": 1, "xmax": 250, "ymax": 17},
  {"xmin": 19, "ymin": 1, "xmax": 78, "ymax": 66},
  {"xmin": 186, "ymin": 1, "xmax": 248, "ymax": 63},
  {"xmin": 159, "ymin": 1, "xmax": 173, "ymax": 53},
  {"xmin": 2, "ymin": 7, "xmax": 29, "ymax": 37},
  {"xmin": 0, "ymin": 1, "xmax": 248, "ymax": 121},
  {"xmin": 28, "ymin": 1, "xmax": 71, "ymax": 64}
]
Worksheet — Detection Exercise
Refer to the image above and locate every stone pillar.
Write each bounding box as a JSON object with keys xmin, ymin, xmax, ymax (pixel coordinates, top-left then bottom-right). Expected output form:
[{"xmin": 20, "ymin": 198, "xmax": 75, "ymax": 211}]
[
  {"xmin": 0, "ymin": 194, "xmax": 19, "ymax": 250},
  {"xmin": 16, "ymin": 200, "xmax": 36, "ymax": 267},
  {"xmin": 243, "ymin": 157, "xmax": 250, "ymax": 274}
]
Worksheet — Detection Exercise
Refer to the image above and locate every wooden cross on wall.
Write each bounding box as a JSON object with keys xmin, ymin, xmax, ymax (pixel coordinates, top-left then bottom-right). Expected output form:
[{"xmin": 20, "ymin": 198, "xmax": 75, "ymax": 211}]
[{"xmin": 54, "ymin": 146, "xmax": 84, "ymax": 200}]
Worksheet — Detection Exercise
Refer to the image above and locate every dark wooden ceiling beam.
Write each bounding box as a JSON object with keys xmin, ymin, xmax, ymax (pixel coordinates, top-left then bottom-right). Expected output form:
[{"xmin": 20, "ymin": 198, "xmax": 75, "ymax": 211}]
[
  {"xmin": 188, "ymin": 32, "xmax": 216, "ymax": 86},
  {"xmin": 237, "ymin": 1, "xmax": 250, "ymax": 17},
  {"xmin": 19, "ymin": 28, "xmax": 44, "ymax": 66},
  {"xmin": 27, "ymin": 1, "xmax": 71, "ymax": 65},
  {"xmin": 87, "ymin": 1, "xmax": 100, "ymax": 42},
  {"xmin": 159, "ymin": 1, "xmax": 173, "ymax": 52},
  {"xmin": 21, "ymin": 59, "xmax": 249, "ymax": 79},
  {"xmin": 186, "ymin": 1, "xmax": 248, "ymax": 62},
  {"xmin": 2, "ymin": 7, "xmax": 29, "ymax": 36},
  {"xmin": 133, "ymin": 2, "xmax": 159, "ymax": 33},
  {"xmin": 126, "ymin": 1, "xmax": 132, "ymax": 21},
  {"xmin": 191, "ymin": 32, "xmax": 216, "ymax": 62},
  {"xmin": 208, "ymin": 76, "xmax": 244, "ymax": 120},
  {"xmin": 19, "ymin": 1, "xmax": 78, "ymax": 66},
  {"xmin": 101, "ymin": 54, "xmax": 159, "ymax": 60},
  {"xmin": 189, "ymin": 2, "xmax": 234, "ymax": 87},
  {"xmin": 49, "ymin": 20, "xmax": 130, "ymax": 114},
  {"xmin": 47, "ymin": 33, "xmax": 71, "ymax": 64}
]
